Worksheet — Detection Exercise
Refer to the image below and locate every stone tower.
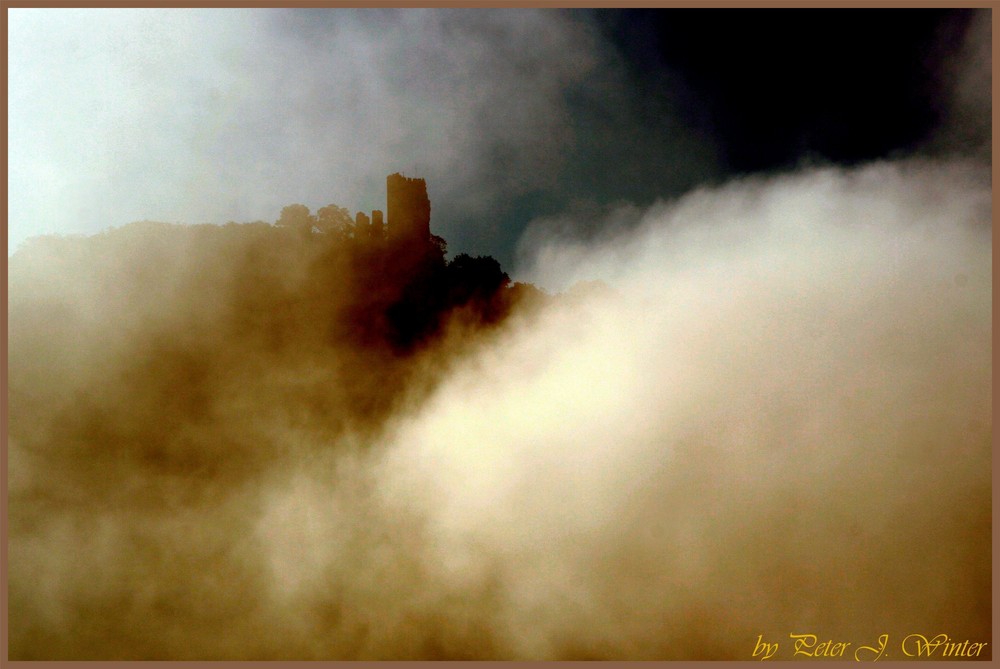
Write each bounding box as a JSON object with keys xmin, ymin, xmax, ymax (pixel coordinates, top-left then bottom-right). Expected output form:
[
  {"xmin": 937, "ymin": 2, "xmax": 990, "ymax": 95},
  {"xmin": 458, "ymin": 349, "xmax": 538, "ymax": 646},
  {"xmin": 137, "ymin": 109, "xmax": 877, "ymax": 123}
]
[{"xmin": 386, "ymin": 173, "xmax": 430, "ymax": 243}]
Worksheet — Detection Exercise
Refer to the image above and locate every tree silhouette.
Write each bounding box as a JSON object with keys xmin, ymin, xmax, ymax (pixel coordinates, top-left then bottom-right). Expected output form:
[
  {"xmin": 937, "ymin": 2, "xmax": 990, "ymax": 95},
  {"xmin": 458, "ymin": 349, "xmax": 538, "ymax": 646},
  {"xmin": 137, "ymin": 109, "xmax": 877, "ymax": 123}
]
[
  {"xmin": 275, "ymin": 204, "xmax": 315, "ymax": 235},
  {"xmin": 446, "ymin": 254, "xmax": 510, "ymax": 303},
  {"xmin": 316, "ymin": 204, "xmax": 353, "ymax": 237},
  {"xmin": 259, "ymin": 177, "xmax": 546, "ymax": 353}
]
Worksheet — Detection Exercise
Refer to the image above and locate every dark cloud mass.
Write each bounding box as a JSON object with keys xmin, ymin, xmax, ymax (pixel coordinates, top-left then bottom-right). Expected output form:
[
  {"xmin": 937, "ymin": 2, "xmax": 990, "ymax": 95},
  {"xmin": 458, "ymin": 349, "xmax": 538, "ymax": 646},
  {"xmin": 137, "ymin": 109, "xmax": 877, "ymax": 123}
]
[{"xmin": 6, "ymin": 7, "xmax": 993, "ymax": 661}]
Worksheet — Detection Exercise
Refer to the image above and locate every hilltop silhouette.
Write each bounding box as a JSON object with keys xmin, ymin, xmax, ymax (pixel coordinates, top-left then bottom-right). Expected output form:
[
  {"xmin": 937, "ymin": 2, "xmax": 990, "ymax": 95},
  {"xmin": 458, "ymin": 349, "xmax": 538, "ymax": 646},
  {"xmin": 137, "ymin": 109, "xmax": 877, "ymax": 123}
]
[
  {"xmin": 272, "ymin": 172, "xmax": 546, "ymax": 351},
  {"xmin": 9, "ymin": 174, "xmax": 548, "ymax": 455},
  {"xmin": 8, "ymin": 173, "xmax": 555, "ymax": 659}
]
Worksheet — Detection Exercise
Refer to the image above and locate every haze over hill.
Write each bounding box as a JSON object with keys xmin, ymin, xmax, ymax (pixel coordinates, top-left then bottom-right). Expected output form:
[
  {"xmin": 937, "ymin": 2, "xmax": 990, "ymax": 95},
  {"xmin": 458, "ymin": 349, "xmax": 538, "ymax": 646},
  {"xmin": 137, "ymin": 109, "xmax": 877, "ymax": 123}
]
[
  {"xmin": 7, "ymin": 7, "xmax": 991, "ymax": 661},
  {"xmin": 8, "ymin": 156, "xmax": 992, "ymax": 659}
]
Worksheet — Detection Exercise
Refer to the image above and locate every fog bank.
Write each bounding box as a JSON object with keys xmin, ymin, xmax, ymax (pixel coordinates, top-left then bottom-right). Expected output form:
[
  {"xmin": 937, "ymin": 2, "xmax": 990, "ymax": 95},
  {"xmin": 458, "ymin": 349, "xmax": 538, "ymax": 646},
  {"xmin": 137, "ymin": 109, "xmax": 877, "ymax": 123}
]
[{"xmin": 10, "ymin": 155, "xmax": 989, "ymax": 658}]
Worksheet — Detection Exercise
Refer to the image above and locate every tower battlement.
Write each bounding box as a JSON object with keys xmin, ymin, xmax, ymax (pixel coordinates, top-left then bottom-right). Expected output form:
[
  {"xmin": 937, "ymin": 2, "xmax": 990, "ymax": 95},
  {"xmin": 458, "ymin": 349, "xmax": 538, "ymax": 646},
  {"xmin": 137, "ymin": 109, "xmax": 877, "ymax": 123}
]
[{"xmin": 386, "ymin": 173, "xmax": 431, "ymax": 243}]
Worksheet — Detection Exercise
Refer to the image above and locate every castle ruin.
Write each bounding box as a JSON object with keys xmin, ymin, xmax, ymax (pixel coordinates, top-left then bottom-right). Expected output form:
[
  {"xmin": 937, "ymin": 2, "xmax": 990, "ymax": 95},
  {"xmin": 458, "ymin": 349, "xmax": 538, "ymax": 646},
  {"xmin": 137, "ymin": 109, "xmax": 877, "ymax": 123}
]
[
  {"xmin": 344, "ymin": 173, "xmax": 430, "ymax": 244},
  {"xmin": 385, "ymin": 173, "xmax": 430, "ymax": 243}
]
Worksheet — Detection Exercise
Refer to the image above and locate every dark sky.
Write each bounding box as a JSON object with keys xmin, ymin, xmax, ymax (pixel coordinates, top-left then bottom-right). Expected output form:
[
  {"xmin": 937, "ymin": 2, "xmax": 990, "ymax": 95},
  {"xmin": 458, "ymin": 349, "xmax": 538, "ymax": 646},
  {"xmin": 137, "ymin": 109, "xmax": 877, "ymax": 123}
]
[
  {"xmin": 604, "ymin": 10, "xmax": 965, "ymax": 168},
  {"xmin": 461, "ymin": 8, "xmax": 984, "ymax": 267},
  {"xmin": 8, "ymin": 9, "xmax": 987, "ymax": 271}
]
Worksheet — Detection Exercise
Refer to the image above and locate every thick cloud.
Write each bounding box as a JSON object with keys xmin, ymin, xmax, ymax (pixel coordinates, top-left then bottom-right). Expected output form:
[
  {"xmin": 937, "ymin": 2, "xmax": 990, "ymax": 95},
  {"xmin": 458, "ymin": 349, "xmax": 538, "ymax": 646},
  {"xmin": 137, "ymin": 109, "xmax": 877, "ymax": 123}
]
[
  {"xmin": 9, "ymin": 156, "xmax": 990, "ymax": 659},
  {"xmin": 7, "ymin": 8, "xmax": 991, "ymax": 660},
  {"xmin": 374, "ymin": 156, "xmax": 992, "ymax": 658}
]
